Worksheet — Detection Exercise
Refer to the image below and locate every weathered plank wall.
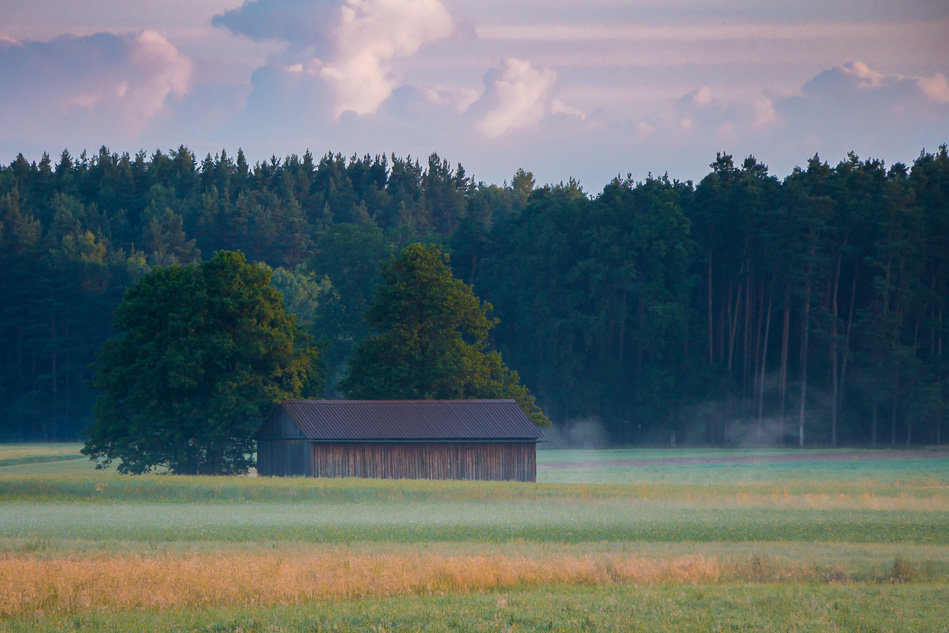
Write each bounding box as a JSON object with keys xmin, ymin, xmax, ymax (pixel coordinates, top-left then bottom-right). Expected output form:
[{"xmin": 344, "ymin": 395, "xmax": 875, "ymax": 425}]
[
  {"xmin": 309, "ymin": 442, "xmax": 536, "ymax": 482},
  {"xmin": 257, "ymin": 438, "xmax": 309, "ymax": 476}
]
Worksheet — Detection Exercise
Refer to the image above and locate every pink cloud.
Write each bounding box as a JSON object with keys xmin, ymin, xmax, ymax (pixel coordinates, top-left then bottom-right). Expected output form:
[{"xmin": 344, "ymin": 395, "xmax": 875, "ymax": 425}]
[
  {"xmin": 0, "ymin": 31, "xmax": 191, "ymax": 144},
  {"xmin": 470, "ymin": 58, "xmax": 560, "ymax": 137}
]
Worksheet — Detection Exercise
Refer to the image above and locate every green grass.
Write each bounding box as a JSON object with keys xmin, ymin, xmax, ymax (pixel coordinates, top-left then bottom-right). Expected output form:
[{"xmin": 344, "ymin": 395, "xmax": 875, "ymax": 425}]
[
  {"xmin": 0, "ymin": 499, "xmax": 946, "ymax": 545},
  {"xmin": 1, "ymin": 447, "xmax": 946, "ymax": 548},
  {"xmin": 0, "ymin": 447, "xmax": 947, "ymax": 549},
  {"xmin": 537, "ymin": 447, "xmax": 949, "ymax": 484},
  {"xmin": 0, "ymin": 443, "xmax": 87, "ymax": 468},
  {"xmin": 2, "ymin": 445, "xmax": 948, "ymax": 632},
  {"xmin": 3, "ymin": 584, "xmax": 947, "ymax": 633}
]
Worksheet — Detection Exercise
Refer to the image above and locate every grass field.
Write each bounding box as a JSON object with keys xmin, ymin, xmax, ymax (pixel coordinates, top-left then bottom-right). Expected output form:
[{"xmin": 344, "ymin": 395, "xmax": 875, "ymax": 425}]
[{"xmin": 1, "ymin": 444, "xmax": 947, "ymax": 632}]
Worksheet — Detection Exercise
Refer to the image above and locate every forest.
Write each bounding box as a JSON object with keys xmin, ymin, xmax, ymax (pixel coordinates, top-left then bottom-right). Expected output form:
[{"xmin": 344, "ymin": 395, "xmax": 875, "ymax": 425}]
[{"xmin": 1, "ymin": 144, "xmax": 947, "ymax": 447}]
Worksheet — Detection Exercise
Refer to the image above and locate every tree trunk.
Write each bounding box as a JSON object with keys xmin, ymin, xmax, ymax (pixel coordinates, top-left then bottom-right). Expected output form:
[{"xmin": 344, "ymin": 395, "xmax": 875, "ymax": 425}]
[
  {"xmin": 829, "ymin": 253, "xmax": 842, "ymax": 448},
  {"xmin": 890, "ymin": 367, "xmax": 899, "ymax": 447},
  {"xmin": 798, "ymin": 279, "xmax": 811, "ymax": 448},
  {"xmin": 871, "ymin": 403, "xmax": 878, "ymax": 448},
  {"xmin": 757, "ymin": 290, "xmax": 773, "ymax": 445},
  {"xmin": 840, "ymin": 271, "xmax": 857, "ymax": 445},
  {"xmin": 779, "ymin": 285, "xmax": 791, "ymax": 445},
  {"xmin": 707, "ymin": 249, "xmax": 714, "ymax": 364},
  {"xmin": 635, "ymin": 300, "xmax": 645, "ymax": 386},
  {"xmin": 727, "ymin": 281, "xmax": 740, "ymax": 372},
  {"xmin": 743, "ymin": 273, "xmax": 753, "ymax": 418}
]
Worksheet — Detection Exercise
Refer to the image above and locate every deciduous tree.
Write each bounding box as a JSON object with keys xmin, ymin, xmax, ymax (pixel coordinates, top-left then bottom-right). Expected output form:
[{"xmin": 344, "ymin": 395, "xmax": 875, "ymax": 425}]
[{"xmin": 82, "ymin": 251, "xmax": 323, "ymax": 474}]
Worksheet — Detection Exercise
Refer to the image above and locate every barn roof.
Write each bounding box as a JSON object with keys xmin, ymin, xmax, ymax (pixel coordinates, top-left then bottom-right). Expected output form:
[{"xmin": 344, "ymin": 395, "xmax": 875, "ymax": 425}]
[{"xmin": 274, "ymin": 399, "xmax": 543, "ymax": 442}]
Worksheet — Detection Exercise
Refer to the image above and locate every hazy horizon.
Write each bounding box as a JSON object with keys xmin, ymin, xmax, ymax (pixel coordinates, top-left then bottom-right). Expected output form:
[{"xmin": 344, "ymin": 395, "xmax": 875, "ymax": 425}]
[{"xmin": 2, "ymin": 0, "xmax": 947, "ymax": 188}]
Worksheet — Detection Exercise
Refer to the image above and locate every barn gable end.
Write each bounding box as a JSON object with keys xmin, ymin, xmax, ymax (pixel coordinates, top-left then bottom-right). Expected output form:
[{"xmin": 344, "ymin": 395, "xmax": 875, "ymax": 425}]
[
  {"xmin": 256, "ymin": 400, "xmax": 542, "ymax": 482},
  {"xmin": 255, "ymin": 407, "xmax": 309, "ymax": 476}
]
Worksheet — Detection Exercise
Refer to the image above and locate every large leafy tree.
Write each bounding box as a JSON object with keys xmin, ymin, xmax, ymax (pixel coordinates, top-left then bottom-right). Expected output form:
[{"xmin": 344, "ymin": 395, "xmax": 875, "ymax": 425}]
[
  {"xmin": 340, "ymin": 243, "xmax": 548, "ymax": 426},
  {"xmin": 82, "ymin": 251, "xmax": 323, "ymax": 474}
]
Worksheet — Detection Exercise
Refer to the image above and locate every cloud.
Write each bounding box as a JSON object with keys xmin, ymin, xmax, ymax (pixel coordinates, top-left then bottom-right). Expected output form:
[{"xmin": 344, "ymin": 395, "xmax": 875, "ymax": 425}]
[
  {"xmin": 381, "ymin": 84, "xmax": 475, "ymax": 121},
  {"xmin": 473, "ymin": 21, "xmax": 941, "ymax": 44},
  {"xmin": 668, "ymin": 85, "xmax": 775, "ymax": 141},
  {"xmin": 0, "ymin": 31, "xmax": 192, "ymax": 146},
  {"xmin": 551, "ymin": 99, "xmax": 586, "ymax": 121},
  {"xmin": 212, "ymin": 0, "xmax": 338, "ymax": 52},
  {"xmin": 785, "ymin": 61, "xmax": 949, "ymax": 127},
  {"xmin": 320, "ymin": 0, "xmax": 453, "ymax": 117},
  {"xmin": 837, "ymin": 60, "xmax": 886, "ymax": 88},
  {"xmin": 470, "ymin": 58, "xmax": 560, "ymax": 137},
  {"xmin": 623, "ymin": 60, "xmax": 949, "ymax": 182},
  {"xmin": 214, "ymin": 0, "xmax": 453, "ymax": 118},
  {"xmin": 689, "ymin": 85, "xmax": 713, "ymax": 107},
  {"xmin": 126, "ymin": 31, "xmax": 193, "ymax": 118},
  {"xmin": 916, "ymin": 74, "xmax": 949, "ymax": 105},
  {"xmin": 663, "ymin": 59, "xmax": 949, "ymax": 149},
  {"xmin": 751, "ymin": 96, "xmax": 779, "ymax": 127}
]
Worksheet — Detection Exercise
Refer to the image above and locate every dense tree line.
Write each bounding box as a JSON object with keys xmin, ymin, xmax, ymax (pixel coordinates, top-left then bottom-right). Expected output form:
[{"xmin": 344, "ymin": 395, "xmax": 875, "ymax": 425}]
[{"xmin": 1, "ymin": 144, "xmax": 947, "ymax": 446}]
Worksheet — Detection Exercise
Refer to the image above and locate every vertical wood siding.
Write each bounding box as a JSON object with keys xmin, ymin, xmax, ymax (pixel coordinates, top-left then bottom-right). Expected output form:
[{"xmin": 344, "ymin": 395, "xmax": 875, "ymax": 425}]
[
  {"xmin": 256, "ymin": 438, "xmax": 309, "ymax": 476},
  {"xmin": 308, "ymin": 442, "xmax": 537, "ymax": 482}
]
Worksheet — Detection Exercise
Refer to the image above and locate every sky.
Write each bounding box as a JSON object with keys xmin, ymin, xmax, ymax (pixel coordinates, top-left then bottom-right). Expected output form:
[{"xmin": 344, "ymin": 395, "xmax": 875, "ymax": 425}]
[{"xmin": 1, "ymin": 0, "xmax": 947, "ymax": 190}]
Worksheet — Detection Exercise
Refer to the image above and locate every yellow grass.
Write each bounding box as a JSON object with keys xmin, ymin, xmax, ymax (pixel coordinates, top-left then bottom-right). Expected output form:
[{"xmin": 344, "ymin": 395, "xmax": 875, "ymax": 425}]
[{"xmin": 0, "ymin": 549, "xmax": 831, "ymax": 617}]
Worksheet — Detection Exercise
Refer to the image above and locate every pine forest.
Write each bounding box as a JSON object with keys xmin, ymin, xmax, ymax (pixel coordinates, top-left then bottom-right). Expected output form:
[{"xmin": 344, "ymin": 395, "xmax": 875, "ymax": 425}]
[{"xmin": 1, "ymin": 145, "xmax": 948, "ymax": 447}]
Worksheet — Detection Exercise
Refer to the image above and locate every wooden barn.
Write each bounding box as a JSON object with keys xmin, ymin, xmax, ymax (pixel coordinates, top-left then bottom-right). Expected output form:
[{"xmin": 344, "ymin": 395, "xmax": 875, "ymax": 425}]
[{"xmin": 255, "ymin": 399, "xmax": 543, "ymax": 481}]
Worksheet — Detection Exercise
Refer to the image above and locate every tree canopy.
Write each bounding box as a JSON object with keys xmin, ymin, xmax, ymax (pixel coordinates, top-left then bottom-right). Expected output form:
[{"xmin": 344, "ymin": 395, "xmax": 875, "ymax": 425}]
[
  {"xmin": 339, "ymin": 243, "xmax": 548, "ymax": 426},
  {"xmin": 3, "ymin": 144, "xmax": 949, "ymax": 447},
  {"xmin": 82, "ymin": 250, "xmax": 323, "ymax": 474}
]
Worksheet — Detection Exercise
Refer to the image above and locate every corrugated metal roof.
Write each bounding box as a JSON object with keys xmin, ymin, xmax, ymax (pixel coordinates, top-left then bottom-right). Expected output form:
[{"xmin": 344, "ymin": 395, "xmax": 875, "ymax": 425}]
[{"xmin": 279, "ymin": 399, "xmax": 543, "ymax": 442}]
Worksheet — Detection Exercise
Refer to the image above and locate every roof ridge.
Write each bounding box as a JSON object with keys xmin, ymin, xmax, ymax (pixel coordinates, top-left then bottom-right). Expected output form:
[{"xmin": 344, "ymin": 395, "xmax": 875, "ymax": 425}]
[
  {"xmin": 284, "ymin": 399, "xmax": 517, "ymax": 405},
  {"xmin": 273, "ymin": 399, "xmax": 542, "ymax": 441}
]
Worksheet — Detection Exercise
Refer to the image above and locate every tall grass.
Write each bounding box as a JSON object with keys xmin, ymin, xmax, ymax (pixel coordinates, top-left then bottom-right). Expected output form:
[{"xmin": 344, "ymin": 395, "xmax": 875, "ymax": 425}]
[
  {"xmin": 2, "ymin": 447, "xmax": 947, "ymax": 629},
  {"xmin": 3, "ymin": 548, "xmax": 946, "ymax": 619}
]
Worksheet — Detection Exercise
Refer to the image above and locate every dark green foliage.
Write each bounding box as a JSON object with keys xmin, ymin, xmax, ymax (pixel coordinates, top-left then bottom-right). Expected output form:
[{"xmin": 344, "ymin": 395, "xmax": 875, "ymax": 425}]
[
  {"xmin": 81, "ymin": 251, "xmax": 322, "ymax": 474},
  {"xmin": 478, "ymin": 177, "xmax": 695, "ymax": 441},
  {"xmin": 340, "ymin": 243, "xmax": 548, "ymax": 426},
  {"xmin": 2, "ymin": 143, "xmax": 949, "ymax": 446},
  {"xmin": 307, "ymin": 222, "xmax": 395, "ymax": 394}
]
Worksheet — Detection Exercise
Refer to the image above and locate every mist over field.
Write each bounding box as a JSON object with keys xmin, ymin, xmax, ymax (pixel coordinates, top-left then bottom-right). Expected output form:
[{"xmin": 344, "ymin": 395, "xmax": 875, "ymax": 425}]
[{"xmin": 1, "ymin": 444, "xmax": 947, "ymax": 631}]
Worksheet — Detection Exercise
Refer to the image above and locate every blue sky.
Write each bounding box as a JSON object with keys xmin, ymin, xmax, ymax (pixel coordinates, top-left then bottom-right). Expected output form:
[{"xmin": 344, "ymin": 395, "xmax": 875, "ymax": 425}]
[{"xmin": 1, "ymin": 0, "xmax": 947, "ymax": 189}]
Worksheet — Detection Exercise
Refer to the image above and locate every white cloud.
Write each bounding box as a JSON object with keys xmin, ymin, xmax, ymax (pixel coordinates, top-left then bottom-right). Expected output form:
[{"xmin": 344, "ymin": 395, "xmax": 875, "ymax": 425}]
[
  {"xmin": 471, "ymin": 58, "xmax": 559, "ymax": 137},
  {"xmin": 792, "ymin": 61, "xmax": 948, "ymax": 118},
  {"xmin": 551, "ymin": 99, "xmax": 585, "ymax": 120},
  {"xmin": 751, "ymin": 96, "xmax": 779, "ymax": 127},
  {"xmin": 320, "ymin": 0, "xmax": 452, "ymax": 116},
  {"xmin": 838, "ymin": 60, "xmax": 887, "ymax": 89},
  {"xmin": 127, "ymin": 30, "xmax": 193, "ymax": 118},
  {"xmin": 635, "ymin": 121, "xmax": 655, "ymax": 139},
  {"xmin": 918, "ymin": 74, "xmax": 949, "ymax": 104},
  {"xmin": 0, "ymin": 31, "xmax": 192, "ymax": 145},
  {"xmin": 625, "ymin": 61, "xmax": 948, "ymax": 183},
  {"xmin": 215, "ymin": 0, "xmax": 454, "ymax": 118},
  {"xmin": 689, "ymin": 85, "xmax": 713, "ymax": 107}
]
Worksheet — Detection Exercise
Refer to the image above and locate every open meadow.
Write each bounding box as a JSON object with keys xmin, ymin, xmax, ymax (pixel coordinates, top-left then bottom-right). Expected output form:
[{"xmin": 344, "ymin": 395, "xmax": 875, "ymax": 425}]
[{"xmin": 1, "ymin": 444, "xmax": 947, "ymax": 632}]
